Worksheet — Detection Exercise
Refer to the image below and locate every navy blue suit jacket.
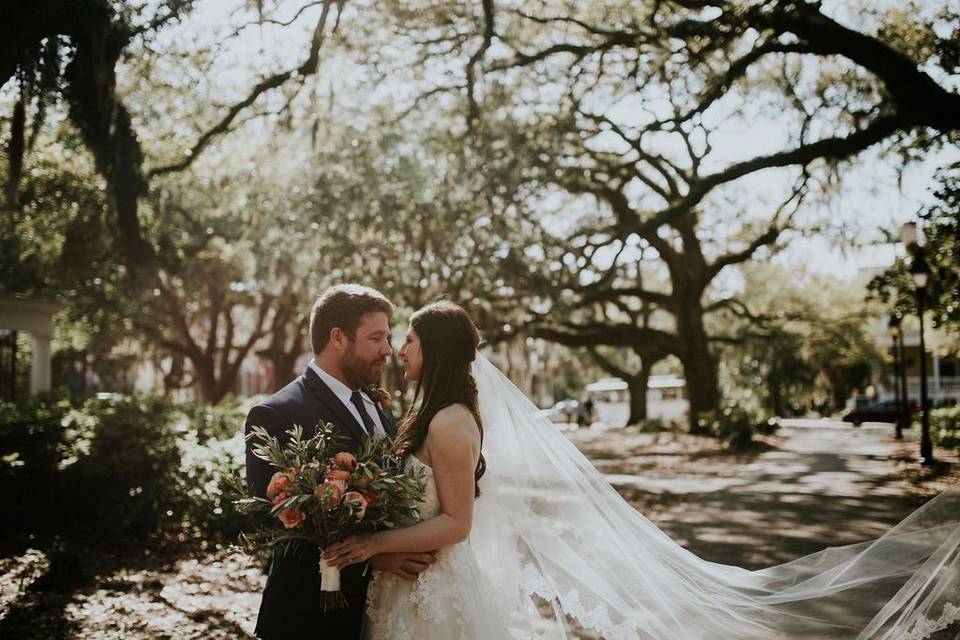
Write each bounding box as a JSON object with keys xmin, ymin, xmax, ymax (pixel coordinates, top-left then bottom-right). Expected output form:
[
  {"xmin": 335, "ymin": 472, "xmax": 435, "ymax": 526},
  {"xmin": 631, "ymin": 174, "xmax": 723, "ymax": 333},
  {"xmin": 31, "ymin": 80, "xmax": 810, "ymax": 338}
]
[{"xmin": 245, "ymin": 367, "xmax": 396, "ymax": 640}]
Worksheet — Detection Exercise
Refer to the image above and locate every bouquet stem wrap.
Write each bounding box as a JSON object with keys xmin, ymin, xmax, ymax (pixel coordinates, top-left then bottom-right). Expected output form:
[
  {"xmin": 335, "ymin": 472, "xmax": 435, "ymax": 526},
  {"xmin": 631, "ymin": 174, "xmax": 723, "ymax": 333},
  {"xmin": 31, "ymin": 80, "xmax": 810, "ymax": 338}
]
[{"xmin": 319, "ymin": 554, "xmax": 348, "ymax": 610}]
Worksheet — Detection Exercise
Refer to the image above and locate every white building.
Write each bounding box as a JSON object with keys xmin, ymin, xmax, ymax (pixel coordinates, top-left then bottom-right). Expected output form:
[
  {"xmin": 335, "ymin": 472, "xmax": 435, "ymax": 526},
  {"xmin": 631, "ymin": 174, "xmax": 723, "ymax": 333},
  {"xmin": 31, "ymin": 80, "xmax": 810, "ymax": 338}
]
[
  {"xmin": 874, "ymin": 313, "xmax": 959, "ymax": 407},
  {"xmin": 0, "ymin": 295, "xmax": 65, "ymax": 398},
  {"xmin": 584, "ymin": 375, "xmax": 689, "ymax": 426}
]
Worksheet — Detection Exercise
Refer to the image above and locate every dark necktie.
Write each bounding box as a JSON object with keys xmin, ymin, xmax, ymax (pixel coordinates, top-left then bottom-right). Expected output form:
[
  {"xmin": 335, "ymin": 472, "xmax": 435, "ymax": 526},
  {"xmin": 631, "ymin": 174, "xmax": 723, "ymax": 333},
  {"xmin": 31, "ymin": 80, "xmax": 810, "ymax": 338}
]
[{"xmin": 350, "ymin": 391, "xmax": 376, "ymax": 435}]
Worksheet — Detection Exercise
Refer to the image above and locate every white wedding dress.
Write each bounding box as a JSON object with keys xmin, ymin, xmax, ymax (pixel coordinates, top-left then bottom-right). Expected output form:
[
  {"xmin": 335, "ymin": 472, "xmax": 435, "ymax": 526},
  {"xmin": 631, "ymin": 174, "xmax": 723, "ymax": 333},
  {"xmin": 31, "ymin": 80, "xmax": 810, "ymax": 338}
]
[
  {"xmin": 365, "ymin": 355, "xmax": 960, "ymax": 640},
  {"xmin": 363, "ymin": 455, "xmax": 512, "ymax": 640}
]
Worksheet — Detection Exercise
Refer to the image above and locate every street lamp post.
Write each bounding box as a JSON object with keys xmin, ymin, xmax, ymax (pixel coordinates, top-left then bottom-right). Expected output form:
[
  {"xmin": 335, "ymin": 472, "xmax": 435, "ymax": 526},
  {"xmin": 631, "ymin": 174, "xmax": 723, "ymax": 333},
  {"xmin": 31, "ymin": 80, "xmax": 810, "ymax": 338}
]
[
  {"xmin": 897, "ymin": 321, "xmax": 910, "ymax": 437},
  {"xmin": 903, "ymin": 224, "xmax": 934, "ymax": 465},
  {"xmin": 887, "ymin": 315, "xmax": 903, "ymax": 439}
]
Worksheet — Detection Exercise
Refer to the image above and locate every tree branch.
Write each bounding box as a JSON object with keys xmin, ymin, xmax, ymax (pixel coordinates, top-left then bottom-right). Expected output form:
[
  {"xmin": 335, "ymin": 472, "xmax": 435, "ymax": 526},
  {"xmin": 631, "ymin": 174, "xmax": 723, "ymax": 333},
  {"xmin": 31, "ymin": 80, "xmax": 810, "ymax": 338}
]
[
  {"xmin": 149, "ymin": 0, "xmax": 339, "ymax": 177},
  {"xmin": 635, "ymin": 114, "xmax": 908, "ymax": 235}
]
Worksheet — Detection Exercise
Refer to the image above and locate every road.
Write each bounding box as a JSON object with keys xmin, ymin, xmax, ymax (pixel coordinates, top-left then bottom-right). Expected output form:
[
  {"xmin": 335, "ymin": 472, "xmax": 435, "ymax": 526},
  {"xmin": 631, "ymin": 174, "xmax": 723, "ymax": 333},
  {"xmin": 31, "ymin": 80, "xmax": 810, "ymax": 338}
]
[{"xmin": 622, "ymin": 419, "xmax": 926, "ymax": 569}]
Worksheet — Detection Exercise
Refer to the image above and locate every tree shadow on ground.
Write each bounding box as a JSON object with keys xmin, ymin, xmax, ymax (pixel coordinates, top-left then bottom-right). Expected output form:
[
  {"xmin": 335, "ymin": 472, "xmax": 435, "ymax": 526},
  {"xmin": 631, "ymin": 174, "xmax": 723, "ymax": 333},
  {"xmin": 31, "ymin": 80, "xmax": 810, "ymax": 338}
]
[
  {"xmin": 0, "ymin": 549, "xmax": 91, "ymax": 639},
  {"xmin": 0, "ymin": 538, "xmax": 261, "ymax": 639}
]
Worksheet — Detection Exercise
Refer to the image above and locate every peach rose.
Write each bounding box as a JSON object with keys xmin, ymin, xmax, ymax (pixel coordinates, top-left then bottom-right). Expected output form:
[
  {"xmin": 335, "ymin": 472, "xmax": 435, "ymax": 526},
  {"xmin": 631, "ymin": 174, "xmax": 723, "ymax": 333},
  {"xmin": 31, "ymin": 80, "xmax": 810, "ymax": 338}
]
[
  {"xmin": 360, "ymin": 491, "xmax": 380, "ymax": 507},
  {"xmin": 271, "ymin": 490, "xmax": 291, "ymax": 506},
  {"xmin": 316, "ymin": 480, "xmax": 345, "ymax": 508},
  {"xmin": 343, "ymin": 491, "xmax": 367, "ymax": 521},
  {"xmin": 325, "ymin": 467, "xmax": 351, "ymax": 481},
  {"xmin": 266, "ymin": 472, "xmax": 291, "ymax": 500},
  {"xmin": 333, "ymin": 452, "xmax": 358, "ymax": 472},
  {"xmin": 277, "ymin": 508, "xmax": 305, "ymax": 529}
]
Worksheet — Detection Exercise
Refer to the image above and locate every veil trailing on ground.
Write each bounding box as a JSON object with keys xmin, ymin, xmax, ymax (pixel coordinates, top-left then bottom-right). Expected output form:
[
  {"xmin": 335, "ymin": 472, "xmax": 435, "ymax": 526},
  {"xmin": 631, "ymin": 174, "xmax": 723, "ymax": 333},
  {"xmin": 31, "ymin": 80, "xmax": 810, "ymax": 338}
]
[{"xmin": 468, "ymin": 353, "xmax": 960, "ymax": 640}]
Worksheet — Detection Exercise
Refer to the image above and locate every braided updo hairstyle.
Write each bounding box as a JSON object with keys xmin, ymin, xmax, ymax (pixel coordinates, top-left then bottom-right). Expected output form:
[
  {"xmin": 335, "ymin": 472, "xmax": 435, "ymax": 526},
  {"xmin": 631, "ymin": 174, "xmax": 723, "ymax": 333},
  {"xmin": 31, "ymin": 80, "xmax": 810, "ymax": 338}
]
[{"xmin": 392, "ymin": 301, "xmax": 486, "ymax": 497}]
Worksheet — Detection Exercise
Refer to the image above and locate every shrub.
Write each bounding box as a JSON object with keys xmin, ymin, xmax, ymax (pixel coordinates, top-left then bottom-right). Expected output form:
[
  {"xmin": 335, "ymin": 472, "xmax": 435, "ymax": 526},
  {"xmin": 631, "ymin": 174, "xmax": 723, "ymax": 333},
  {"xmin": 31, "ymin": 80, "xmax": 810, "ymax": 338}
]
[
  {"xmin": 52, "ymin": 394, "xmax": 182, "ymax": 540},
  {"xmin": 0, "ymin": 391, "xmax": 75, "ymax": 540},
  {"xmin": 629, "ymin": 417, "xmax": 668, "ymax": 433},
  {"xmin": 929, "ymin": 407, "xmax": 960, "ymax": 450},
  {"xmin": 1, "ymin": 392, "xmax": 248, "ymax": 547},
  {"xmin": 696, "ymin": 406, "xmax": 779, "ymax": 449},
  {"xmin": 173, "ymin": 431, "xmax": 246, "ymax": 537},
  {"xmin": 175, "ymin": 398, "xmax": 251, "ymax": 442}
]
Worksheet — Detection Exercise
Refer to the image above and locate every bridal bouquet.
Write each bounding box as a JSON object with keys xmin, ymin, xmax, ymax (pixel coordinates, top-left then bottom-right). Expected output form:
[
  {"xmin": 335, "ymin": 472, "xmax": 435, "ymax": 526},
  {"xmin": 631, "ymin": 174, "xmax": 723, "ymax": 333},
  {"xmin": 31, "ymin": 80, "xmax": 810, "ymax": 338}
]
[{"xmin": 235, "ymin": 423, "xmax": 426, "ymax": 609}]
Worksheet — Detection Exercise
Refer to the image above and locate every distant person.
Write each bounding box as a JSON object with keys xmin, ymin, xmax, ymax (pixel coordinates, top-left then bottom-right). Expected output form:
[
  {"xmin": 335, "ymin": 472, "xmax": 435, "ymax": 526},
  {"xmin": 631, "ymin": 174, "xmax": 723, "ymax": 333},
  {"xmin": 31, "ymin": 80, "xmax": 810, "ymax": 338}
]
[{"xmin": 578, "ymin": 396, "xmax": 594, "ymax": 428}]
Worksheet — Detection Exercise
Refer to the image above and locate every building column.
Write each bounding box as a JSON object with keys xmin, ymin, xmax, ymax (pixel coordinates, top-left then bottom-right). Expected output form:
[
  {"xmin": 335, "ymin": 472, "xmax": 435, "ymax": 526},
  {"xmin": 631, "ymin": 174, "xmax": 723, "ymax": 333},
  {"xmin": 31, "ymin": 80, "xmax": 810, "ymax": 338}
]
[{"xmin": 29, "ymin": 334, "xmax": 52, "ymax": 393}]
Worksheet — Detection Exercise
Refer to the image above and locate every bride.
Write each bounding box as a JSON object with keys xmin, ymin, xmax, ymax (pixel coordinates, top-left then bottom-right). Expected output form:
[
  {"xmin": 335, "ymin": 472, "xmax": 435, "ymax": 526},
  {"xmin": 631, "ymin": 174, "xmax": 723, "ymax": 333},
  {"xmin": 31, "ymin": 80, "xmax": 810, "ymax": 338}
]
[{"xmin": 324, "ymin": 301, "xmax": 960, "ymax": 640}]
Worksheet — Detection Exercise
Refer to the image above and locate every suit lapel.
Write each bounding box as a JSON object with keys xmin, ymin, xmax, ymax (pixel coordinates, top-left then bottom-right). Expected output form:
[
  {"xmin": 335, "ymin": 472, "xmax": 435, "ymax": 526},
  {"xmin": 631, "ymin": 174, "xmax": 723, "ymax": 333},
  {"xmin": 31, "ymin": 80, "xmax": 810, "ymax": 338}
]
[{"xmin": 301, "ymin": 368, "xmax": 368, "ymax": 445}]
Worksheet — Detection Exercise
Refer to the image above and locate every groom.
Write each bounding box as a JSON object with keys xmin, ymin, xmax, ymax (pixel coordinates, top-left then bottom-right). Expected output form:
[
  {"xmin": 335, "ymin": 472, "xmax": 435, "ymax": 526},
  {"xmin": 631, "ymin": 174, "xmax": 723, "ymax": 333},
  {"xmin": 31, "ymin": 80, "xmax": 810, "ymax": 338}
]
[{"xmin": 246, "ymin": 284, "xmax": 436, "ymax": 639}]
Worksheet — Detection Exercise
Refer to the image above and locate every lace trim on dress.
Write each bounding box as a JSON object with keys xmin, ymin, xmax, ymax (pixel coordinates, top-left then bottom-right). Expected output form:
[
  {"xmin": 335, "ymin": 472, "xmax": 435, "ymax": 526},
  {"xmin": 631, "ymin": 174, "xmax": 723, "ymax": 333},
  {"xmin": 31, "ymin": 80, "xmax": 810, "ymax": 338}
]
[
  {"xmin": 520, "ymin": 563, "xmax": 638, "ymax": 640},
  {"xmin": 902, "ymin": 602, "xmax": 960, "ymax": 640}
]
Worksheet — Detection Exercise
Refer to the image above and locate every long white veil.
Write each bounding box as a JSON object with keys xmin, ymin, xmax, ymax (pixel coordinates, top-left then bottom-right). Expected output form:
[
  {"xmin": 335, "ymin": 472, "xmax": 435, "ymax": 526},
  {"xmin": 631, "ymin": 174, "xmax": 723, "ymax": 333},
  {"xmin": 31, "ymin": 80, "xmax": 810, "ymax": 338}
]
[{"xmin": 468, "ymin": 353, "xmax": 960, "ymax": 639}]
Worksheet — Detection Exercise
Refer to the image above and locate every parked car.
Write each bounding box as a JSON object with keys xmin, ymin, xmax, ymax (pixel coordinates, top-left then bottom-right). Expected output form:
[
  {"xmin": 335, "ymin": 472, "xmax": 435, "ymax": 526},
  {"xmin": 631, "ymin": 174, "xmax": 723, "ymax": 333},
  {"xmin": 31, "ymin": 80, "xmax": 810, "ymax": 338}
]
[
  {"xmin": 842, "ymin": 399, "xmax": 919, "ymax": 426},
  {"xmin": 534, "ymin": 399, "xmax": 580, "ymax": 426}
]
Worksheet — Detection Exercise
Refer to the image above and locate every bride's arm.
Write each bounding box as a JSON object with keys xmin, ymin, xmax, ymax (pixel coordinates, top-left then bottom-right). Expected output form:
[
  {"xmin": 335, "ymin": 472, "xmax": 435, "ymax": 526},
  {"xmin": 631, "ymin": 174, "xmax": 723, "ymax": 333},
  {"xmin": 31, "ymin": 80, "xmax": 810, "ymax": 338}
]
[{"xmin": 325, "ymin": 405, "xmax": 480, "ymax": 567}]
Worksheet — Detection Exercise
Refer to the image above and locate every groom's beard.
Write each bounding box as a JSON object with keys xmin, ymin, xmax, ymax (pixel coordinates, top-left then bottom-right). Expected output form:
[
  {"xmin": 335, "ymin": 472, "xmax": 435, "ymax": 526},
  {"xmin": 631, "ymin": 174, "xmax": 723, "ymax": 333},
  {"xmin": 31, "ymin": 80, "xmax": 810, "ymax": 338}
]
[{"xmin": 341, "ymin": 346, "xmax": 385, "ymax": 389}]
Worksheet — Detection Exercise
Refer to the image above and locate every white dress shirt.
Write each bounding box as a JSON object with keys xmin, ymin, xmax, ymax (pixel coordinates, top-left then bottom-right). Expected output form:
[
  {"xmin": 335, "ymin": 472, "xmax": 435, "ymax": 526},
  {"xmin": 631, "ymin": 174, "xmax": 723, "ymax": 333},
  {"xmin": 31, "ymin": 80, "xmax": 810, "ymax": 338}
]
[{"xmin": 308, "ymin": 360, "xmax": 386, "ymax": 436}]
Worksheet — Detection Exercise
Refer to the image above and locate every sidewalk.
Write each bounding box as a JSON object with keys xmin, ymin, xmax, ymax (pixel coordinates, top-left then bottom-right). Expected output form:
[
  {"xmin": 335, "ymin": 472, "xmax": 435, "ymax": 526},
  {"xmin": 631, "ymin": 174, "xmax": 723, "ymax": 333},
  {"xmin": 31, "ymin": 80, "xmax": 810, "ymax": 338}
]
[{"xmin": 610, "ymin": 419, "xmax": 931, "ymax": 569}]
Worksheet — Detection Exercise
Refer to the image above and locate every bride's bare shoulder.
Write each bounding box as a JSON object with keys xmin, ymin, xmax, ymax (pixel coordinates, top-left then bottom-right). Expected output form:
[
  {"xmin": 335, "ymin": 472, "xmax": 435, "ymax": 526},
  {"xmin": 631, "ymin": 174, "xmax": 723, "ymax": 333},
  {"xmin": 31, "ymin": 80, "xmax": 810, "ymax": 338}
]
[{"xmin": 428, "ymin": 404, "xmax": 479, "ymax": 440}]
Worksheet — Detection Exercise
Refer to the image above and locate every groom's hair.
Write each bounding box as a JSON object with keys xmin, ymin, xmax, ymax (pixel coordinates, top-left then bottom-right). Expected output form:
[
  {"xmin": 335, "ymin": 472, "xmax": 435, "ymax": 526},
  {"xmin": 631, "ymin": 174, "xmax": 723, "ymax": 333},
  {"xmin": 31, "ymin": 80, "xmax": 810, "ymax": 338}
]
[{"xmin": 310, "ymin": 284, "xmax": 393, "ymax": 353}]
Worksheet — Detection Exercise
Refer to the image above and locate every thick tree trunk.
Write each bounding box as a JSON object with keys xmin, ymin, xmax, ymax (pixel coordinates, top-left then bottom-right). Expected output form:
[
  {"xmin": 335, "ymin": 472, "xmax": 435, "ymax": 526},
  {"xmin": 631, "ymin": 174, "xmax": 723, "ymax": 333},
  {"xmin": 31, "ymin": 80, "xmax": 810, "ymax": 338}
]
[
  {"xmin": 674, "ymin": 292, "xmax": 720, "ymax": 429},
  {"xmin": 626, "ymin": 371, "xmax": 649, "ymax": 425},
  {"xmin": 163, "ymin": 352, "xmax": 185, "ymax": 395},
  {"xmin": 257, "ymin": 305, "xmax": 307, "ymax": 392},
  {"xmin": 768, "ymin": 377, "xmax": 785, "ymax": 417},
  {"xmin": 192, "ymin": 359, "xmax": 220, "ymax": 404},
  {"xmin": 267, "ymin": 350, "xmax": 301, "ymax": 392},
  {"xmin": 828, "ymin": 371, "xmax": 846, "ymax": 413},
  {"xmin": 63, "ymin": 23, "xmax": 153, "ymax": 274}
]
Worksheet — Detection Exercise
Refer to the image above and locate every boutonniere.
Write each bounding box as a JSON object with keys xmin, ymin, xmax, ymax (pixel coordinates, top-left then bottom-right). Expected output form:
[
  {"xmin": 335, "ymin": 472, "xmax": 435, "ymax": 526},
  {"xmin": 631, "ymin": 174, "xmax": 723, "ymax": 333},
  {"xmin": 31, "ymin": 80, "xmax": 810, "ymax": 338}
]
[{"xmin": 366, "ymin": 385, "xmax": 391, "ymax": 405}]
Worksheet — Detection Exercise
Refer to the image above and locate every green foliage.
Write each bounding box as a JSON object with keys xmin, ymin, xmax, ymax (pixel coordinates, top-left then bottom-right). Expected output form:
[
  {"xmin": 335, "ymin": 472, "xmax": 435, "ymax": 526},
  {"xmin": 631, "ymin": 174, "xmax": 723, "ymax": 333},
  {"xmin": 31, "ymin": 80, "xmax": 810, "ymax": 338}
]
[
  {"xmin": 0, "ymin": 391, "xmax": 73, "ymax": 532},
  {"xmin": 869, "ymin": 161, "xmax": 960, "ymax": 343},
  {"xmin": 175, "ymin": 431, "xmax": 246, "ymax": 537},
  {"xmin": 724, "ymin": 326, "xmax": 818, "ymax": 417},
  {"xmin": 629, "ymin": 417, "xmax": 667, "ymax": 433},
  {"xmin": 806, "ymin": 316, "xmax": 885, "ymax": 411},
  {"xmin": 719, "ymin": 264, "xmax": 887, "ymax": 415},
  {"xmin": 928, "ymin": 407, "xmax": 960, "ymax": 450},
  {"xmin": 0, "ymin": 392, "xmax": 246, "ymax": 547},
  {"xmin": 697, "ymin": 406, "xmax": 780, "ymax": 449},
  {"xmin": 175, "ymin": 398, "xmax": 251, "ymax": 442}
]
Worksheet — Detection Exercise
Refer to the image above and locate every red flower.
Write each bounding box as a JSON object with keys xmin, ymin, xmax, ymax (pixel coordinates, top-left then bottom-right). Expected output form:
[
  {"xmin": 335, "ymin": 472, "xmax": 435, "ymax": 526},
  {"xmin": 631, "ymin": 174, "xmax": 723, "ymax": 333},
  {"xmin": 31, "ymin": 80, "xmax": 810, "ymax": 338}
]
[
  {"xmin": 271, "ymin": 490, "xmax": 291, "ymax": 506},
  {"xmin": 277, "ymin": 508, "xmax": 305, "ymax": 529}
]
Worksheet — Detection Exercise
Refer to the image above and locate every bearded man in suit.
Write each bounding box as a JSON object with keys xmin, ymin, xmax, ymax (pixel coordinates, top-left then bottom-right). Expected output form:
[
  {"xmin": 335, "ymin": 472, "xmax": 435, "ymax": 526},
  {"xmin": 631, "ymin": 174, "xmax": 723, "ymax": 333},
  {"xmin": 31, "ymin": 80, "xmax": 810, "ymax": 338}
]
[{"xmin": 245, "ymin": 284, "xmax": 436, "ymax": 639}]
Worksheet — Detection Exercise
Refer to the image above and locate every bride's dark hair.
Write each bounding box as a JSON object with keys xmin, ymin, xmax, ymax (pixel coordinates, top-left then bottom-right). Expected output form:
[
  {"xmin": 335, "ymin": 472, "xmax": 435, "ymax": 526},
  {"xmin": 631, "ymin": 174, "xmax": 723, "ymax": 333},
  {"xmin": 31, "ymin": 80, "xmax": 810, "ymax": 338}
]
[{"xmin": 392, "ymin": 301, "xmax": 486, "ymax": 497}]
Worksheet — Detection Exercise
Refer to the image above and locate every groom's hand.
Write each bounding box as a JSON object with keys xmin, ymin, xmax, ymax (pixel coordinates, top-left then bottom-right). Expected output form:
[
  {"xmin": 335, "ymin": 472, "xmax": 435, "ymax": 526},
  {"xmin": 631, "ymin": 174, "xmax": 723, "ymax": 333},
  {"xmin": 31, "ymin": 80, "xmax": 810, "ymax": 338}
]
[{"xmin": 369, "ymin": 552, "xmax": 437, "ymax": 580}]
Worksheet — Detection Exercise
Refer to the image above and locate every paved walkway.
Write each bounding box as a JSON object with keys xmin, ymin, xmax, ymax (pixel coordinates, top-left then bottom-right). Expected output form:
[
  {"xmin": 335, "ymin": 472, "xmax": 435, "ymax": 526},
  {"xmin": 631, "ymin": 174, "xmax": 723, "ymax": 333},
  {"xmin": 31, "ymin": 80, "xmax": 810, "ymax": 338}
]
[{"xmin": 629, "ymin": 419, "xmax": 923, "ymax": 569}]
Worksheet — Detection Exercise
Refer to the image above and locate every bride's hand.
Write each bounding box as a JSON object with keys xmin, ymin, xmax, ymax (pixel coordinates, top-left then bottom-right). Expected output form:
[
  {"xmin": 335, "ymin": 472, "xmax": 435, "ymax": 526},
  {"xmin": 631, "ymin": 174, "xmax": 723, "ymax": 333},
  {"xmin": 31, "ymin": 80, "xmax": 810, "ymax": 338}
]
[{"xmin": 325, "ymin": 534, "xmax": 381, "ymax": 569}]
